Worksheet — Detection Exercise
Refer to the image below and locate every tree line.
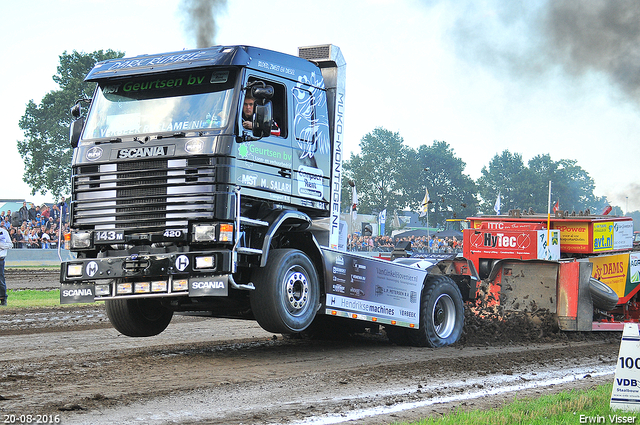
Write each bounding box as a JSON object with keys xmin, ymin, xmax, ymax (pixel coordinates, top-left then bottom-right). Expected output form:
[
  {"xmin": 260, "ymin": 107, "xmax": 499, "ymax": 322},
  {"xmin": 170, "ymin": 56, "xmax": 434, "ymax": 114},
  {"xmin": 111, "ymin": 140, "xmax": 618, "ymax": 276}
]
[
  {"xmin": 17, "ymin": 51, "xmax": 623, "ymax": 231},
  {"xmin": 342, "ymin": 127, "xmax": 617, "ymax": 230}
]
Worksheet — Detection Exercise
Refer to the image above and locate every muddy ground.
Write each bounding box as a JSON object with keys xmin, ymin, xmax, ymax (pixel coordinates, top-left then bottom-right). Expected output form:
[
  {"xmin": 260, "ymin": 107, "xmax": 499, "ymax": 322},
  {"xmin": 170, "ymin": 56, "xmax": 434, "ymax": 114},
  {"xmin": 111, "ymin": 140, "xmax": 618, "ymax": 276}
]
[{"xmin": 0, "ymin": 270, "xmax": 623, "ymax": 424}]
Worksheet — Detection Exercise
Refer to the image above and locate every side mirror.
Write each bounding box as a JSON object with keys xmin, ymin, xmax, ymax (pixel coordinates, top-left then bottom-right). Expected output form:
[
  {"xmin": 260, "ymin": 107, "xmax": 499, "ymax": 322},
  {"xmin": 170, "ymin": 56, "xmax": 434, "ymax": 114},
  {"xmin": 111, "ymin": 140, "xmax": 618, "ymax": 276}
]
[
  {"xmin": 69, "ymin": 117, "xmax": 85, "ymax": 148},
  {"xmin": 71, "ymin": 103, "xmax": 82, "ymax": 119},
  {"xmin": 251, "ymin": 85, "xmax": 274, "ymax": 100},
  {"xmin": 253, "ymin": 101, "xmax": 273, "ymax": 138}
]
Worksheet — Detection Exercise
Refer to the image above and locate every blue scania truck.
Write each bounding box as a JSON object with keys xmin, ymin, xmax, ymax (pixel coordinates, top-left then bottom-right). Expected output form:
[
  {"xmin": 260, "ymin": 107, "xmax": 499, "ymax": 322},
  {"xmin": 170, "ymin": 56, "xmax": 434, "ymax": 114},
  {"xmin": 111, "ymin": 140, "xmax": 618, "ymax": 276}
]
[{"xmin": 60, "ymin": 44, "xmax": 477, "ymax": 347}]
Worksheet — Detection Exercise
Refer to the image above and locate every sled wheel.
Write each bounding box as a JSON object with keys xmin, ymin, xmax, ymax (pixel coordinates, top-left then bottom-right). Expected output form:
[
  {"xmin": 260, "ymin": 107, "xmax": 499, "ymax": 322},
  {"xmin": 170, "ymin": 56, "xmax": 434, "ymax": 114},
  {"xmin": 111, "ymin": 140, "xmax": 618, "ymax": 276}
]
[
  {"xmin": 105, "ymin": 297, "xmax": 173, "ymax": 337},
  {"xmin": 250, "ymin": 249, "xmax": 320, "ymax": 334},
  {"xmin": 589, "ymin": 277, "xmax": 619, "ymax": 311}
]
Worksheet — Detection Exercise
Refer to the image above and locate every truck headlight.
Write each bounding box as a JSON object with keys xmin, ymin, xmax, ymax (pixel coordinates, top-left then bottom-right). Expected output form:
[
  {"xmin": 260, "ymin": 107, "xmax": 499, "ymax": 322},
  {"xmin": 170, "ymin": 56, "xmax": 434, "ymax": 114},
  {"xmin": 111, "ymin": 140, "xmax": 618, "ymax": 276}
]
[
  {"xmin": 193, "ymin": 224, "xmax": 217, "ymax": 242},
  {"xmin": 70, "ymin": 231, "xmax": 92, "ymax": 249}
]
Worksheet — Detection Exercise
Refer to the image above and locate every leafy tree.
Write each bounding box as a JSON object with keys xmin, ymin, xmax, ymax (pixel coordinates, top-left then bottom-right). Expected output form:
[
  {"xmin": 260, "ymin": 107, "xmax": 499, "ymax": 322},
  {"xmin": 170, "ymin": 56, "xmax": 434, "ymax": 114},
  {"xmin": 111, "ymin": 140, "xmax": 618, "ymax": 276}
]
[
  {"xmin": 478, "ymin": 150, "xmax": 604, "ymax": 214},
  {"xmin": 477, "ymin": 150, "xmax": 534, "ymax": 214},
  {"xmin": 17, "ymin": 49, "xmax": 124, "ymax": 198},
  {"xmin": 528, "ymin": 154, "xmax": 599, "ymax": 213},
  {"xmin": 342, "ymin": 128, "xmax": 414, "ymax": 218},
  {"xmin": 410, "ymin": 141, "xmax": 478, "ymax": 227}
]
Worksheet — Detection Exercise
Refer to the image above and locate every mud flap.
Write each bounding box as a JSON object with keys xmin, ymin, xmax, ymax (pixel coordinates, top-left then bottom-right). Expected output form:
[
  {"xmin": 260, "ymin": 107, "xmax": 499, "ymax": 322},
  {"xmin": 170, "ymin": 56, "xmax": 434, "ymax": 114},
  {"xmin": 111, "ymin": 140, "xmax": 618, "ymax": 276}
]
[{"xmin": 60, "ymin": 283, "xmax": 95, "ymax": 304}]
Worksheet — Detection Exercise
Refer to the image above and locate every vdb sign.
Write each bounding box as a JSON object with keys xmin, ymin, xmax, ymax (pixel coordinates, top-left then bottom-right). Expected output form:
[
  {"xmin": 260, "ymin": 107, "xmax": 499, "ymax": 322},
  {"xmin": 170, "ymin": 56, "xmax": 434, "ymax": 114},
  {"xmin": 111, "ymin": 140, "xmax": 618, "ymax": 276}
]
[{"xmin": 611, "ymin": 323, "xmax": 640, "ymax": 412}]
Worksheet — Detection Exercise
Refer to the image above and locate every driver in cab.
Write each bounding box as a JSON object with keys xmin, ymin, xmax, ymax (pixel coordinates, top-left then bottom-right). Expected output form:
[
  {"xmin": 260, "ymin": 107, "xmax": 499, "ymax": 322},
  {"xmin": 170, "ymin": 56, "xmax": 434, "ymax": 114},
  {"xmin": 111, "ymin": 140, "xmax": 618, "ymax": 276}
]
[{"xmin": 242, "ymin": 93, "xmax": 280, "ymax": 137}]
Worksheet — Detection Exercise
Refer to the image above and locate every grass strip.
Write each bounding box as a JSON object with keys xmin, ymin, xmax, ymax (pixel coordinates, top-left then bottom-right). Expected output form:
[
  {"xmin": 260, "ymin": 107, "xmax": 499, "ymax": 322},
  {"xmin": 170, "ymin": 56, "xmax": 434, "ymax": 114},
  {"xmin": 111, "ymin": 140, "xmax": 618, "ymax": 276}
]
[
  {"xmin": 2, "ymin": 289, "xmax": 99, "ymax": 309},
  {"xmin": 3, "ymin": 289, "xmax": 62, "ymax": 308},
  {"xmin": 399, "ymin": 383, "xmax": 640, "ymax": 425}
]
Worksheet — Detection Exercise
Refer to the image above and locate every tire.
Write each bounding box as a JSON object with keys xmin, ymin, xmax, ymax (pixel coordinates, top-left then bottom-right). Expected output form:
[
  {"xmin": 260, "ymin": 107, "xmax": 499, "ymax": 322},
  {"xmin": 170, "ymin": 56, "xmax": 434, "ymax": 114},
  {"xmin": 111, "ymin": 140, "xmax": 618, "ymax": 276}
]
[
  {"xmin": 589, "ymin": 277, "xmax": 619, "ymax": 311},
  {"xmin": 405, "ymin": 275, "xmax": 464, "ymax": 347},
  {"xmin": 105, "ymin": 298, "xmax": 173, "ymax": 337},
  {"xmin": 250, "ymin": 249, "xmax": 320, "ymax": 334}
]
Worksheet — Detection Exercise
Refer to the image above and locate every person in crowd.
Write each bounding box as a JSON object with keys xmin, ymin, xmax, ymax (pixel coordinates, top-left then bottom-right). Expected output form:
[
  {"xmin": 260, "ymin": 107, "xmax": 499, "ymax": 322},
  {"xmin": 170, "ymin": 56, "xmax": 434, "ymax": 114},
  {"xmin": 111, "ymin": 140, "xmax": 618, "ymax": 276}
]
[
  {"xmin": 0, "ymin": 222, "xmax": 13, "ymax": 306},
  {"xmin": 28, "ymin": 203, "xmax": 37, "ymax": 222},
  {"xmin": 39, "ymin": 226, "xmax": 51, "ymax": 249},
  {"xmin": 59, "ymin": 197, "xmax": 68, "ymax": 223},
  {"xmin": 27, "ymin": 229, "xmax": 40, "ymax": 249},
  {"xmin": 18, "ymin": 202, "xmax": 29, "ymax": 224},
  {"xmin": 11, "ymin": 228, "xmax": 23, "ymax": 249},
  {"xmin": 50, "ymin": 204, "xmax": 60, "ymax": 223}
]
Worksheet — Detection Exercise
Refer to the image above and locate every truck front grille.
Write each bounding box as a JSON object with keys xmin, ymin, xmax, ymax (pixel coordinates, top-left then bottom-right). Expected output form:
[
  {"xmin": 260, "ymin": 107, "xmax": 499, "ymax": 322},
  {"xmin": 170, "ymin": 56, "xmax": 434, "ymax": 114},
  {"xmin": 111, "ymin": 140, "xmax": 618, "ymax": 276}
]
[{"xmin": 72, "ymin": 157, "xmax": 217, "ymax": 232}]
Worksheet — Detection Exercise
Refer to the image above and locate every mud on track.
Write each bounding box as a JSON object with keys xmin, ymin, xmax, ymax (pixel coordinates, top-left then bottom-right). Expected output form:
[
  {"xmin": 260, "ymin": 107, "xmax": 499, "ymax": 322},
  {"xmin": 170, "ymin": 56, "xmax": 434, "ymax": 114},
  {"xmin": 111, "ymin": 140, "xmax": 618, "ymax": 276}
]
[{"xmin": 0, "ymin": 270, "xmax": 624, "ymax": 424}]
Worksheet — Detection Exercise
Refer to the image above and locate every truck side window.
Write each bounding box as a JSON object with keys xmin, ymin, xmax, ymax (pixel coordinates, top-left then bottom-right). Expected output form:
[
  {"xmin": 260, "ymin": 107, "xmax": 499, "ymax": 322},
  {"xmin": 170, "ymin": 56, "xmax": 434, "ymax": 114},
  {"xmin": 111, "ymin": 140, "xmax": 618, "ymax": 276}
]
[{"xmin": 245, "ymin": 77, "xmax": 287, "ymax": 139}]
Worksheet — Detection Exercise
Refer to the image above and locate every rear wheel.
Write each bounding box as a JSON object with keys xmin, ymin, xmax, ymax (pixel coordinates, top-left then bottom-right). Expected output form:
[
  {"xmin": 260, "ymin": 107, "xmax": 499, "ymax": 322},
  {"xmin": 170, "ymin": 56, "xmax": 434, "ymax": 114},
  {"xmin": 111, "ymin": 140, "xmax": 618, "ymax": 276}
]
[
  {"xmin": 250, "ymin": 249, "xmax": 320, "ymax": 334},
  {"xmin": 105, "ymin": 297, "xmax": 173, "ymax": 337},
  {"xmin": 387, "ymin": 275, "xmax": 464, "ymax": 347}
]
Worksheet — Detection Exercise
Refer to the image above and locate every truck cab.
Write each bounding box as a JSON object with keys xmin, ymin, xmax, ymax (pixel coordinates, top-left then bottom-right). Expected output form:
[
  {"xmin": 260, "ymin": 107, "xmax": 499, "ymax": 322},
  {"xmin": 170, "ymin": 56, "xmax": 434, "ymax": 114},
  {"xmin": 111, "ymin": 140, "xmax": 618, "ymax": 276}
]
[{"xmin": 61, "ymin": 45, "xmax": 346, "ymax": 335}]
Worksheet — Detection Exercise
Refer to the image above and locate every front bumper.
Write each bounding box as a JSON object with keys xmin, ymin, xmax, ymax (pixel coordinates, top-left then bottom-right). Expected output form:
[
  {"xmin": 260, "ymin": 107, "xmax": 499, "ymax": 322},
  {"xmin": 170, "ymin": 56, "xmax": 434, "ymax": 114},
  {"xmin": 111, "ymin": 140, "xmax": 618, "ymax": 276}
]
[{"xmin": 60, "ymin": 250, "xmax": 233, "ymax": 304}]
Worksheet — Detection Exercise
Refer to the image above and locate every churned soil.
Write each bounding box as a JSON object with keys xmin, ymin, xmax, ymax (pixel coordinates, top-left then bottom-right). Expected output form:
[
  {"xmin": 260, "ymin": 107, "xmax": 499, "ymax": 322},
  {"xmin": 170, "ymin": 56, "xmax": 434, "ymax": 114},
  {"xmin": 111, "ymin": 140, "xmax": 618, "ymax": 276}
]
[{"xmin": 0, "ymin": 270, "xmax": 622, "ymax": 424}]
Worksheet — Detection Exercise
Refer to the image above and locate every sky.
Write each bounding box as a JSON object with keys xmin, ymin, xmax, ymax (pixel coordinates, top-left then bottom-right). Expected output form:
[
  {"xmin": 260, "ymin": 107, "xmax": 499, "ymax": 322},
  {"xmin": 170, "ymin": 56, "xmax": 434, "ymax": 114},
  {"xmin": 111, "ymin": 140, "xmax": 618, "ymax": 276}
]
[{"xmin": 2, "ymin": 0, "xmax": 640, "ymax": 212}]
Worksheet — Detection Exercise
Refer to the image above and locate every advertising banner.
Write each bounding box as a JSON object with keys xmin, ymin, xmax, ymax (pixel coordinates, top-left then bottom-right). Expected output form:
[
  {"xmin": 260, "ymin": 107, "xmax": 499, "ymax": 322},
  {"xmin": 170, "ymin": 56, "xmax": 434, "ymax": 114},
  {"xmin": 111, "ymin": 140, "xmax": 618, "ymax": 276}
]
[
  {"xmin": 614, "ymin": 221, "xmax": 634, "ymax": 250},
  {"xmin": 553, "ymin": 222, "xmax": 589, "ymax": 253},
  {"xmin": 593, "ymin": 222, "xmax": 614, "ymax": 252},
  {"xmin": 589, "ymin": 253, "xmax": 630, "ymax": 299},
  {"xmin": 321, "ymin": 249, "xmax": 426, "ymax": 328}
]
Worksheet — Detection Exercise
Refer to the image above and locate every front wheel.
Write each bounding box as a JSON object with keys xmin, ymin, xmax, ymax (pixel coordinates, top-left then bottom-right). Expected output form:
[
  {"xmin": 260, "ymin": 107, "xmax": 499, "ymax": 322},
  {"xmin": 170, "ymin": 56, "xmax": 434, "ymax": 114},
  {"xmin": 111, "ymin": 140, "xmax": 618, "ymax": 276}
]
[
  {"xmin": 105, "ymin": 298, "xmax": 173, "ymax": 337},
  {"xmin": 250, "ymin": 249, "xmax": 320, "ymax": 334}
]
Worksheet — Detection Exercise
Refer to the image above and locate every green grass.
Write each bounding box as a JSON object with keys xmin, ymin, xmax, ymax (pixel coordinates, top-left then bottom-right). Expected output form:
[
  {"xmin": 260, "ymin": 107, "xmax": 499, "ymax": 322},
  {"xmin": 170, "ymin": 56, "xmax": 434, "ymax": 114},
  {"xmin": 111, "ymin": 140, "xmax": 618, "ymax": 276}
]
[
  {"xmin": 3, "ymin": 289, "xmax": 62, "ymax": 308},
  {"xmin": 3, "ymin": 289, "xmax": 99, "ymax": 308},
  {"xmin": 398, "ymin": 383, "xmax": 640, "ymax": 425}
]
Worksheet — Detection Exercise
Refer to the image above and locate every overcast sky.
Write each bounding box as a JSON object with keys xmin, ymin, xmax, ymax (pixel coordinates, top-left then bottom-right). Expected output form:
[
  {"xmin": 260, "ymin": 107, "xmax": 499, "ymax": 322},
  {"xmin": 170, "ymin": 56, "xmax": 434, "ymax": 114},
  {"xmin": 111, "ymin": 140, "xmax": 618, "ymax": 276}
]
[{"xmin": 2, "ymin": 0, "xmax": 640, "ymax": 211}]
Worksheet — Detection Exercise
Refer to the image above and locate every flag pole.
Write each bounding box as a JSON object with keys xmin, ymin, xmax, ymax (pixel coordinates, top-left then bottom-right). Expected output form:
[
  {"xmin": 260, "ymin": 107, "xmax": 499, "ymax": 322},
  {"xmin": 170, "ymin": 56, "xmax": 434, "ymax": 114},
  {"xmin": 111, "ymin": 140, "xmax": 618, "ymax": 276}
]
[{"xmin": 547, "ymin": 181, "xmax": 552, "ymax": 242}]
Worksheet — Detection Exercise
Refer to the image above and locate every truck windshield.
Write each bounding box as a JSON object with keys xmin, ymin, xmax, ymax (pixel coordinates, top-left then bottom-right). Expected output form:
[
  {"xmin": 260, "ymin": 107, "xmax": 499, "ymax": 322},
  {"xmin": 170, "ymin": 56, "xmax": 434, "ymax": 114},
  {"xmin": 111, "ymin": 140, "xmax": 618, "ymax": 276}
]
[{"xmin": 82, "ymin": 69, "xmax": 236, "ymax": 140}]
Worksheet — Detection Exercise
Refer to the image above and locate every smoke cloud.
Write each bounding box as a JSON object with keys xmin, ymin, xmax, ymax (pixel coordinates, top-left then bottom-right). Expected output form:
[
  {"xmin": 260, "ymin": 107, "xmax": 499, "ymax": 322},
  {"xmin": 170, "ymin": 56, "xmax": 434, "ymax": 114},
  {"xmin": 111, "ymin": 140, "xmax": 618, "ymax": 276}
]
[
  {"xmin": 448, "ymin": 0, "xmax": 640, "ymax": 101},
  {"xmin": 544, "ymin": 0, "xmax": 640, "ymax": 99},
  {"xmin": 181, "ymin": 0, "xmax": 228, "ymax": 48}
]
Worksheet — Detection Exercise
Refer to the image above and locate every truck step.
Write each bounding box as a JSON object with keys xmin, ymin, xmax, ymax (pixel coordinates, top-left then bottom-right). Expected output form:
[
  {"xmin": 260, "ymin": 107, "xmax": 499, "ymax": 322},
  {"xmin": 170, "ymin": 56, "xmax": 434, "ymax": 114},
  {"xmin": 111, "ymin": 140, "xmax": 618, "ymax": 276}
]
[
  {"xmin": 240, "ymin": 217, "xmax": 269, "ymax": 227},
  {"xmin": 236, "ymin": 247, "xmax": 263, "ymax": 255}
]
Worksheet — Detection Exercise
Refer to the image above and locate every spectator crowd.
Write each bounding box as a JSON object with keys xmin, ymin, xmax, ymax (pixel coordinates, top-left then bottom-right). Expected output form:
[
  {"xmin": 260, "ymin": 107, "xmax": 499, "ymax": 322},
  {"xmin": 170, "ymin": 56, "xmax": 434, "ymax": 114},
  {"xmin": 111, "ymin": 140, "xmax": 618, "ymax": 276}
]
[
  {"xmin": 2, "ymin": 200, "xmax": 69, "ymax": 249},
  {"xmin": 347, "ymin": 233, "xmax": 463, "ymax": 253}
]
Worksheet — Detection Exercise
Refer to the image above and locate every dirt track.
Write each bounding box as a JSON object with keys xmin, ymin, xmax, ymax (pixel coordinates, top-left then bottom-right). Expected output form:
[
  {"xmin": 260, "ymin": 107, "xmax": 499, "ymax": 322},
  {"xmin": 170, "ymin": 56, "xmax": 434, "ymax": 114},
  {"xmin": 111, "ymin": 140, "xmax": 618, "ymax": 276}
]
[{"xmin": 0, "ymin": 270, "xmax": 623, "ymax": 424}]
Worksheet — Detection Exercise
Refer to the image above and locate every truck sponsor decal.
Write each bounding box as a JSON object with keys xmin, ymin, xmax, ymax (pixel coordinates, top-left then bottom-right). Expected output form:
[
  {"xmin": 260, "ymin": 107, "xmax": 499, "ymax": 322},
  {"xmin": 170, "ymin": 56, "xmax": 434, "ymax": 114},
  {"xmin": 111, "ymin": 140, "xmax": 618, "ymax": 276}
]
[
  {"xmin": 175, "ymin": 255, "xmax": 189, "ymax": 272},
  {"xmin": 257, "ymin": 60, "xmax": 296, "ymax": 76},
  {"xmin": 296, "ymin": 165, "xmax": 324, "ymax": 200},
  {"xmin": 237, "ymin": 143, "xmax": 292, "ymax": 168},
  {"xmin": 86, "ymin": 261, "xmax": 99, "ymax": 278},
  {"xmin": 107, "ymin": 51, "xmax": 208, "ymax": 70},
  {"xmin": 326, "ymin": 294, "xmax": 396, "ymax": 319}
]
